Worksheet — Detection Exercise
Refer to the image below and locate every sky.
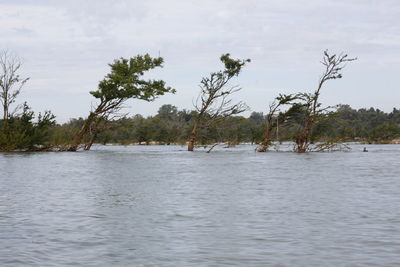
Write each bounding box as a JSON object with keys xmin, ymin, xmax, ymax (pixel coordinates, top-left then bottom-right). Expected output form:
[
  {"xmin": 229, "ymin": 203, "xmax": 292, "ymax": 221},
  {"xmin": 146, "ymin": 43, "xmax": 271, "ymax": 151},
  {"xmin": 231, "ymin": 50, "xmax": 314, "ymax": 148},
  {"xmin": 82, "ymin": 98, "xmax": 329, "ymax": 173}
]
[{"xmin": 1, "ymin": 0, "xmax": 399, "ymax": 122}]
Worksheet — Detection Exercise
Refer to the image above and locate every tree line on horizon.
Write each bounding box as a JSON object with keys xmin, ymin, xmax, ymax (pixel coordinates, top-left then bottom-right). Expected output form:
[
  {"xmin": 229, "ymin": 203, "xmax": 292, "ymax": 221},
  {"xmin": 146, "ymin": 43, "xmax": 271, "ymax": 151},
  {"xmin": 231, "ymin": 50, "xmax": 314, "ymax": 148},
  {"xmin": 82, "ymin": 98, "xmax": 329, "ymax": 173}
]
[
  {"xmin": 51, "ymin": 104, "xmax": 400, "ymax": 146},
  {"xmin": 1, "ymin": 49, "xmax": 399, "ymax": 152}
]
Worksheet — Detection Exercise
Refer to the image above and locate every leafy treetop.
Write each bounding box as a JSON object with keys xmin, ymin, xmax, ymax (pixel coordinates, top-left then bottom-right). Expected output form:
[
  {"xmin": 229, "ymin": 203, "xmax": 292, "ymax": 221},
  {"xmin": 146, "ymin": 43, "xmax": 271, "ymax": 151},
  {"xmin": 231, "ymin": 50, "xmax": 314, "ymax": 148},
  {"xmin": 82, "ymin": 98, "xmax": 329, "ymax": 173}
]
[{"xmin": 90, "ymin": 54, "xmax": 175, "ymax": 102}]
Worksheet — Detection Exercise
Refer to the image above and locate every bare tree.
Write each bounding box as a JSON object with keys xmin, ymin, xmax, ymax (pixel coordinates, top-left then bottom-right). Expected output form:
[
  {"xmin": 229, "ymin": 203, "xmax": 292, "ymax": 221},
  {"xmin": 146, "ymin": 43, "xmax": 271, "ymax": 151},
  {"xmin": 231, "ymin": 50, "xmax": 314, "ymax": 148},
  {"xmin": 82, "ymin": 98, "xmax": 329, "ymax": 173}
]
[
  {"xmin": 188, "ymin": 54, "xmax": 250, "ymax": 151},
  {"xmin": 0, "ymin": 51, "xmax": 29, "ymax": 122},
  {"xmin": 294, "ymin": 50, "xmax": 356, "ymax": 152}
]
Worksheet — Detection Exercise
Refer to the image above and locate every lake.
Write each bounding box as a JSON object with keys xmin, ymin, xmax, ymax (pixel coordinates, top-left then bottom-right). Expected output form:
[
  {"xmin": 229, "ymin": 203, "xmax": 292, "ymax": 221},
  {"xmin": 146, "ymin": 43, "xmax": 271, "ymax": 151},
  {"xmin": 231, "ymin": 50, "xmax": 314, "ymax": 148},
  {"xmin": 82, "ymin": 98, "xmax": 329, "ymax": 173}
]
[{"xmin": 1, "ymin": 144, "xmax": 400, "ymax": 266}]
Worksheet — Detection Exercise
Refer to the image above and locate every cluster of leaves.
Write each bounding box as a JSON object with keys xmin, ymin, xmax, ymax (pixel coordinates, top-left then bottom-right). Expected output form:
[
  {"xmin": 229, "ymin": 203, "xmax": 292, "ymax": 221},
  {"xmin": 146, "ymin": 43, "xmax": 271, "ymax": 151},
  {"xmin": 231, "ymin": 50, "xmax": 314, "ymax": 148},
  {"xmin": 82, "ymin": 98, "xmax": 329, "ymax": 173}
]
[
  {"xmin": 91, "ymin": 55, "xmax": 175, "ymax": 102},
  {"xmin": 196, "ymin": 54, "xmax": 249, "ymax": 119}
]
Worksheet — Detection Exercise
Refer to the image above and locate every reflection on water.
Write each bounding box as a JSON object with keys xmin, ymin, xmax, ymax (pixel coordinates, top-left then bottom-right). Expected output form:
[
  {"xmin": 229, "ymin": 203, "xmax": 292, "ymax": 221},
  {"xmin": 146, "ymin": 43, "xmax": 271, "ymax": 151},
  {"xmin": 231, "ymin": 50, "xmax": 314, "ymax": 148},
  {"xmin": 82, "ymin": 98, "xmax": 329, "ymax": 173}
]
[{"xmin": 1, "ymin": 144, "xmax": 400, "ymax": 266}]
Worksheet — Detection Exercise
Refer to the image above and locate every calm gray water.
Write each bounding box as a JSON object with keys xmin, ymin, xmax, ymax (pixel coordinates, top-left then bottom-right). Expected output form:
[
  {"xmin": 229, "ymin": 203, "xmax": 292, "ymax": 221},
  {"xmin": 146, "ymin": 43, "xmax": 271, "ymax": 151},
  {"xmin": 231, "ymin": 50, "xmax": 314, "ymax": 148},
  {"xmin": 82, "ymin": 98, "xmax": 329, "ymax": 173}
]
[{"xmin": 1, "ymin": 144, "xmax": 400, "ymax": 266}]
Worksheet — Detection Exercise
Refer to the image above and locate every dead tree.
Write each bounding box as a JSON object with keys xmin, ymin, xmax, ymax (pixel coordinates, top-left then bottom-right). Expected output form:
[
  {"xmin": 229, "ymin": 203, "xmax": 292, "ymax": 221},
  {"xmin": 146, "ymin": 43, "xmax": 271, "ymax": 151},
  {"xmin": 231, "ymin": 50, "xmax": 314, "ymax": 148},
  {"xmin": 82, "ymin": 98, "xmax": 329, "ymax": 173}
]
[
  {"xmin": 294, "ymin": 50, "xmax": 356, "ymax": 153},
  {"xmin": 0, "ymin": 51, "xmax": 29, "ymax": 122},
  {"xmin": 188, "ymin": 54, "xmax": 250, "ymax": 151}
]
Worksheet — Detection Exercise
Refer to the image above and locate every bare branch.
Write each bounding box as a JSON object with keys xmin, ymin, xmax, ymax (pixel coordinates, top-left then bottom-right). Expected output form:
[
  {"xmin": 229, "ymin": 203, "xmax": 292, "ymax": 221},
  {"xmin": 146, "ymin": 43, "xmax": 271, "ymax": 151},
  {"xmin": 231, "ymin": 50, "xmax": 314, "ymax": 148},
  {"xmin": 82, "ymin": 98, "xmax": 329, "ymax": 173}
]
[{"xmin": 0, "ymin": 51, "xmax": 29, "ymax": 121}]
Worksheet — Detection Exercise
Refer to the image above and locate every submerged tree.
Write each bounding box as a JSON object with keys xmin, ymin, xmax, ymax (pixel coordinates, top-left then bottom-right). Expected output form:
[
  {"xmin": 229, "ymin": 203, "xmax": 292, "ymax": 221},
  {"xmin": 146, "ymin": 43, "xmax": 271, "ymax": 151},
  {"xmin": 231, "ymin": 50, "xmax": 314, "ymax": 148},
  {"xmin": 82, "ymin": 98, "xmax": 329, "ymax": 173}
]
[
  {"xmin": 257, "ymin": 94, "xmax": 297, "ymax": 152},
  {"xmin": 188, "ymin": 54, "xmax": 250, "ymax": 151},
  {"xmin": 82, "ymin": 114, "xmax": 110, "ymax": 150},
  {"xmin": 0, "ymin": 51, "xmax": 29, "ymax": 122},
  {"xmin": 68, "ymin": 54, "xmax": 175, "ymax": 151},
  {"xmin": 294, "ymin": 50, "xmax": 356, "ymax": 152}
]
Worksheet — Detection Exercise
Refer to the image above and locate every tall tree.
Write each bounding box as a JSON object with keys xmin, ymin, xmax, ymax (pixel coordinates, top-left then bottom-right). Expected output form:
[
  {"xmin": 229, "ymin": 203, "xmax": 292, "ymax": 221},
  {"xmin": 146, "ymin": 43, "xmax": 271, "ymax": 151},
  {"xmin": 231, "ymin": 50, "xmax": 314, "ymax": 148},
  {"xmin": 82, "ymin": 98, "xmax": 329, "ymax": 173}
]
[
  {"xmin": 188, "ymin": 53, "xmax": 250, "ymax": 151},
  {"xmin": 69, "ymin": 54, "xmax": 175, "ymax": 151},
  {"xmin": 294, "ymin": 50, "xmax": 356, "ymax": 152},
  {"xmin": 0, "ymin": 51, "xmax": 29, "ymax": 122}
]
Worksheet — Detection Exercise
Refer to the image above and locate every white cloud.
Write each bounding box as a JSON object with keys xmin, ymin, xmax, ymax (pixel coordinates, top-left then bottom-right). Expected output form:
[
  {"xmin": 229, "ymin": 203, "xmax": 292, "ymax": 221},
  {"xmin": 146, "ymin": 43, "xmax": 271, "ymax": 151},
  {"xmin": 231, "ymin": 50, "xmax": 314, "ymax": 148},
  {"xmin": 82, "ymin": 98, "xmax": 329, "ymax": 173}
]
[{"xmin": 0, "ymin": 0, "xmax": 399, "ymax": 121}]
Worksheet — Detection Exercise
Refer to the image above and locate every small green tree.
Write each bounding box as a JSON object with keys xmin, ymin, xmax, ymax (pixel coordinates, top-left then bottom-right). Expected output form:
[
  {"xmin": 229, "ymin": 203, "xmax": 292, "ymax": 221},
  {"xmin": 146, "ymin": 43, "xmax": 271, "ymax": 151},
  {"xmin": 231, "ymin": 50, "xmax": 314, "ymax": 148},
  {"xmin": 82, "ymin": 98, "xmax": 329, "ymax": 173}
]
[
  {"xmin": 69, "ymin": 54, "xmax": 175, "ymax": 151},
  {"xmin": 257, "ymin": 94, "xmax": 297, "ymax": 152},
  {"xmin": 188, "ymin": 54, "xmax": 250, "ymax": 151},
  {"xmin": 0, "ymin": 103, "xmax": 56, "ymax": 151}
]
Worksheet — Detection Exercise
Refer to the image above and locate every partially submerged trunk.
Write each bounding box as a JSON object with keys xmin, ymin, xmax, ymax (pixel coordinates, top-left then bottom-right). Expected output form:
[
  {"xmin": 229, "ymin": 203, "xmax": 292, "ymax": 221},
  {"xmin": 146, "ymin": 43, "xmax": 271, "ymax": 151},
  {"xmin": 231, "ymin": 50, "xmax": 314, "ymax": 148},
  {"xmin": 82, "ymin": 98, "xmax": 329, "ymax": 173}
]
[
  {"xmin": 68, "ymin": 112, "xmax": 96, "ymax": 151},
  {"xmin": 257, "ymin": 124, "xmax": 274, "ymax": 152},
  {"xmin": 257, "ymin": 112, "xmax": 279, "ymax": 152},
  {"xmin": 256, "ymin": 96, "xmax": 293, "ymax": 152},
  {"xmin": 84, "ymin": 131, "xmax": 97, "ymax": 151},
  {"xmin": 295, "ymin": 134, "xmax": 309, "ymax": 153},
  {"xmin": 188, "ymin": 120, "xmax": 199, "ymax": 151},
  {"xmin": 295, "ymin": 118, "xmax": 313, "ymax": 152}
]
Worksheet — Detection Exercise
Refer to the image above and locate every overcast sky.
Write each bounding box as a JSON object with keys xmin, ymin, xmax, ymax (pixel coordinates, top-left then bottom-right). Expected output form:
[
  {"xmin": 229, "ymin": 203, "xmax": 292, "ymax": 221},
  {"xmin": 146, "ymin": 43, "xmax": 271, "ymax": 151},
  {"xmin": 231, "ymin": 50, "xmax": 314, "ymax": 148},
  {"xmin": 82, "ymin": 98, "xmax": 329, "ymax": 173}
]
[{"xmin": 1, "ymin": 0, "xmax": 399, "ymax": 122}]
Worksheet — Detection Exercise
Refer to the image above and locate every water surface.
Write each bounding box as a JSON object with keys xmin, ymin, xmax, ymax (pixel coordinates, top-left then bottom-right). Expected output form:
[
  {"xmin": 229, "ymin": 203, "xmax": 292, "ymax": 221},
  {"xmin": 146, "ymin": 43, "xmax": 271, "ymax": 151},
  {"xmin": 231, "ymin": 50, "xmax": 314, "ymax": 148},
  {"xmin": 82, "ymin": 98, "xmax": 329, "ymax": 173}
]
[{"xmin": 1, "ymin": 144, "xmax": 400, "ymax": 266}]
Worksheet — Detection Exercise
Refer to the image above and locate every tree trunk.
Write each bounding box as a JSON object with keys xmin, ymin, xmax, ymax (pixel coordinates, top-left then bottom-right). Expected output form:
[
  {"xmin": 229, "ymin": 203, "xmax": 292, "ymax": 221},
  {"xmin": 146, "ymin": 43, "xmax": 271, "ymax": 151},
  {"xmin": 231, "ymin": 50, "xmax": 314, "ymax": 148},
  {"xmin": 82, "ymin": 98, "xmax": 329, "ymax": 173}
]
[
  {"xmin": 68, "ymin": 112, "xmax": 96, "ymax": 151},
  {"xmin": 2, "ymin": 107, "xmax": 7, "ymax": 129},
  {"xmin": 257, "ymin": 122, "xmax": 273, "ymax": 152},
  {"xmin": 3, "ymin": 102, "xmax": 8, "ymax": 122},
  {"xmin": 84, "ymin": 131, "xmax": 97, "ymax": 151},
  {"xmin": 295, "ymin": 136, "xmax": 308, "ymax": 153},
  {"xmin": 188, "ymin": 120, "xmax": 199, "ymax": 151},
  {"xmin": 295, "ymin": 120, "xmax": 313, "ymax": 153}
]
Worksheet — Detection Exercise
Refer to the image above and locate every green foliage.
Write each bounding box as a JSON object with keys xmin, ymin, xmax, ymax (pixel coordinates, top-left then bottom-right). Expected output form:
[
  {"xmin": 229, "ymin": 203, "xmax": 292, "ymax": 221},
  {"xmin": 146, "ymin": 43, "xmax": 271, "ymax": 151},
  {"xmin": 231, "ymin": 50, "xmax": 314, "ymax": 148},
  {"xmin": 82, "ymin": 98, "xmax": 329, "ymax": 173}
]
[
  {"xmin": 0, "ymin": 103, "xmax": 56, "ymax": 151},
  {"xmin": 2, "ymin": 103, "xmax": 399, "ymax": 150},
  {"xmin": 90, "ymin": 54, "xmax": 175, "ymax": 102},
  {"xmin": 68, "ymin": 54, "xmax": 175, "ymax": 151},
  {"xmin": 196, "ymin": 54, "xmax": 250, "ymax": 118},
  {"xmin": 50, "ymin": 118, "xmax": 85, "ymax": 146},
  {"xmin": 220, "ymin": 53, "xmax": 251, "ymax": 78}
]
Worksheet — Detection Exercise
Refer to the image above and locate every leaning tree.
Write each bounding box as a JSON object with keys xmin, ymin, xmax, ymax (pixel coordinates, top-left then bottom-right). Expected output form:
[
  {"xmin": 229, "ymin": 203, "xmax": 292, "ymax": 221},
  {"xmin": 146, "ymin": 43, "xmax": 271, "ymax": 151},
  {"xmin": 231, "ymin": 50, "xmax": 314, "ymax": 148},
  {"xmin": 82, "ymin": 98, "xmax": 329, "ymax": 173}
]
[
  {"xmin": 68, "ymin": 54, "xmax": 175, "ymax": 151},
  {"xmin": 188, "ymin": 54, "xmax": 250, "ymax": 151},
  {"xmin": 256, "ymin": 93, "xmax": 297, "ymax": 152},
  {"xmin": 294, "ymin": 50, "xmax": 356, "ymax": 152}
]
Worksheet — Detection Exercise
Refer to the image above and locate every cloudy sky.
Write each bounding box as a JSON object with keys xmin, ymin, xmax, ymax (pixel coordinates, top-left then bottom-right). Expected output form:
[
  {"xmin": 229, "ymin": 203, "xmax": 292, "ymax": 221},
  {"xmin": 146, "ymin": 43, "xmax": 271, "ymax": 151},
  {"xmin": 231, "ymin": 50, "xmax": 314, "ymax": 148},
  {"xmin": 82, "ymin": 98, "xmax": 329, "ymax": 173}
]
[{"xmin": 1, "ymin": 0, "xmax": 399, "ymax": 122}]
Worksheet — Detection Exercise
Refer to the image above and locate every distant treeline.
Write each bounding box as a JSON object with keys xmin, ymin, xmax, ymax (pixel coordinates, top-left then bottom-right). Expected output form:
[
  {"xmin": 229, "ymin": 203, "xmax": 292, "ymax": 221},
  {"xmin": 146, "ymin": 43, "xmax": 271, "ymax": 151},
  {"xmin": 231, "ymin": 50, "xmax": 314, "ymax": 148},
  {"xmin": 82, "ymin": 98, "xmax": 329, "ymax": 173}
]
[
  {"xmin": 1, "ymin": 50, "xmax": 399, "ymax": 152},
  {"xmin": 47, "ymin": 104, "xmax": 400, "ymax": 146},
  {"xmin": 1, "ymin": 103, "xmax": 400, "ymax": 151}
]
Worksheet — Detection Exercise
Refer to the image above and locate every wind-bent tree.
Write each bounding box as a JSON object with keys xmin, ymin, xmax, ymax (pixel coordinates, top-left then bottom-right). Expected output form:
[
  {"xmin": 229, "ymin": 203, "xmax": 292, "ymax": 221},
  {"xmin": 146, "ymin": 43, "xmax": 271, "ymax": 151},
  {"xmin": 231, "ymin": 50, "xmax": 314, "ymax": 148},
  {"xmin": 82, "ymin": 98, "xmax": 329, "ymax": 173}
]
[
  {"xmin": 0, "ymin": 51, "xmax": 29, "ymax": 122},
  {"xmin": 294, "ymin": 50, "xmax": 356, "ymax": 152},
  {"xmin": 257, "ymin": 94, "xmax": 297, "ymax": 152},
  {"xmin": 69, "ymin": 54, "xmax": 175, "ymax": 151},
  {"xmin": 188, "ymin": 54, "xmax": 250, "ymax": 151}
]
